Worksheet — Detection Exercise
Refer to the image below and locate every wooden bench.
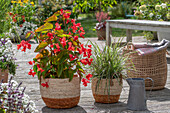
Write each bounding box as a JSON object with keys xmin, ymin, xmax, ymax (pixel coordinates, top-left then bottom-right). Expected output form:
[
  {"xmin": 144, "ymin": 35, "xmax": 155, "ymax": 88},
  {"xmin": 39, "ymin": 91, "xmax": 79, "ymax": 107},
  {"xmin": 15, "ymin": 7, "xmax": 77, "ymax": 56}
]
[{"xmin": 106, "ymin": 19, "xmax": 170, "ymax": 46}]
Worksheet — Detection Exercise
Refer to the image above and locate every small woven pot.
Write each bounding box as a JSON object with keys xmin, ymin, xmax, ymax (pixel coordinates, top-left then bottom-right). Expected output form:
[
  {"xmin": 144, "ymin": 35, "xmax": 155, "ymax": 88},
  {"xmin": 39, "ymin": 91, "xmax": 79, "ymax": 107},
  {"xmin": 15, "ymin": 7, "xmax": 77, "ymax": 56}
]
[
  {"xmin": 91, "ymin": 78, "xmax": 122, "ymax": 103},
  {"xmin": 96, "ymin": 28, "xmax": 106, "ymax": 40},
  {"xmin": 0, "ymin": 69, "xmax": 8, "ymax": 83},
  {"xmin": 40, "ymin": 77, "xmax": 80, "ymax": 109}
]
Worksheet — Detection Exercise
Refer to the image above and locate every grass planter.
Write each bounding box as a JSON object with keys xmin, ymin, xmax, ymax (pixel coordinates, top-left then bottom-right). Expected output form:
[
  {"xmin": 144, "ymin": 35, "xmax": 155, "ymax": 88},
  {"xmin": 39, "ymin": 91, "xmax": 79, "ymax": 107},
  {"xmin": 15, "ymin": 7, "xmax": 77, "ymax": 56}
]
[
  {"xmin": 0, "ymin": 69, "xmax": 8, "ymax": 83},
  {"xmin": 91, "ymin": 78, "xmax": 122, "ymax": 103},
  {"xmin": 40, "ymin": 77, "xmax": 80, "ymax": 108}
]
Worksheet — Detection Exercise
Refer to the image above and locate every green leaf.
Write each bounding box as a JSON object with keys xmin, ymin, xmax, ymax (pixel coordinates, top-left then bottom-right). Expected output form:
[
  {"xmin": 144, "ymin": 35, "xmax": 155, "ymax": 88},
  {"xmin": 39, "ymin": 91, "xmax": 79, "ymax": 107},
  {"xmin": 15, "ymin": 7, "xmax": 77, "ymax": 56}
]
[
  {"xmin": 68, "ymin": 69, "xmax": 74, "ymax": 82},
  {"xmin": 57, "ymin": 64, "xmax": 63, "ymax": 77},
  {"xmin": 35, "ymin": 23, "xmax": 53, "ymax": 33},
  {"xmin": 25, "ymin": 32, "xmax": 32, "ymax": 39},
  {"xmin": 44, "ymin": 15, "xmax": 58, "ymax": 22},
  {"xmin": 41, "ymin": 49, "xmax": 49, "ymax": 56},
  {"xmin": 34, "ymin": 41, "xmax": 48, "ymax": 52},
  {"xmin": 33, "ymin": 65, "xmax": 38, "ymax": 72}
]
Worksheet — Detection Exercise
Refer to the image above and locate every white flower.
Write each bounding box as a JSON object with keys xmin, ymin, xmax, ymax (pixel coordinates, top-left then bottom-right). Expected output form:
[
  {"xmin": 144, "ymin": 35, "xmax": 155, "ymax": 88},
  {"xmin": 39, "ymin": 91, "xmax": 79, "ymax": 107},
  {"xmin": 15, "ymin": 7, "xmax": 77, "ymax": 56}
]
[
  {"xmin": 155, "ymin": 5, "xmax": 161, "ymax": 10},
  {"xmin": 11, "ymin": 80, "xmax": 18, "ymax": 87},
  {"xmin": 34, "ymin": 110, "xmax": 39, "ymax": 113},
  {"xmin": 161, "ymin": 3, "xmax": 167, "ymax": 9},
  {"xmin": 139, "ymin": 5, "xmax": 147, "ymax": 11},
  {"xmin": 149, "ymin": 13, "xmax": 154, "ymax": 18},
  {"xmin": 0, "ymin": 56, "xmax": 4, "ymax": 60},
  {"xmin": 29, "ymin": 100, "xmax": 36, "ymax": 108}
]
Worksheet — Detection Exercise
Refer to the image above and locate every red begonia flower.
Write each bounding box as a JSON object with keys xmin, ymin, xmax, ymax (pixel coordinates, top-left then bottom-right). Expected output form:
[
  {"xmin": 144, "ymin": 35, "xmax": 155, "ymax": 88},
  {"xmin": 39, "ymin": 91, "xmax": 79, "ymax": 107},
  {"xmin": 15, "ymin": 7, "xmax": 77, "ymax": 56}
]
[
  {"xmin": 37, "ymin": 64, "xmax": 40, "ymax": 68},
  {"xmin": 71, "ymin": 19, "xmax": 75, "ymax": 23},
  {"xmin": 55, "ymin": 23, "xmax": 61, "ymax": 30},
  {"xmin": 88, "ymin": 45, "xmax": 92, "ymax": 48},
  {"xmin": 41, "ymin": 82, "xmax": 49, "ymax": 88},
  {"xmin": 38, "ymin": 68, "xmax": 45, "ymax": 73},
  {"xmin": 82, "ymin": 78, "xmax": 90, "ymax": 86},
  {"xmin": 80, "ymin": 59, "xmax": 88, "ymax": 65},
  {"xmin": 47, "ymin": 33, "xmax": 54, "ymax": 40},
  {"xmin": 86, "ymin": 74, "xmax": 93, "ymax": 80},
  {"xmin": 60, "ymin": 37, "xmax": 67, "ymax": 47},
  {"xmin": 77, "ymin": 48, "xmax": 82, "ymax": 54},
  {"xmin": 50, "ymin": 44, "xmax": 54, "ymax": 48},
  {"xmin": 74, "ymin": 36, "xmax": 78, "ymax": 41},
  {"xmin": 28, "ymin": 61, "xmax": 33, "ymax": 65},
  {"xmin": 66, "ymin": 19, "xmax": 70, "ymax": 24}
]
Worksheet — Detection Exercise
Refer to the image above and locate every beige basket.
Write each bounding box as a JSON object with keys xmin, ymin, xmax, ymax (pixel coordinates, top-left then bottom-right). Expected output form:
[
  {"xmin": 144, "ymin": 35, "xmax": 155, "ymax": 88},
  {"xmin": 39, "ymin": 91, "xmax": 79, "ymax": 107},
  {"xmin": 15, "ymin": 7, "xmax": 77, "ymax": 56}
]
[
  {"xmin": 91, "ymin": 78, "xmax": 122, "ymax": 103},
  {"xmin": 40, "ymin": 77, "xmax": 80, "ymax": 108},
  {"xmin": 0, "ymin": 69, "xmax": 8, "ymax": 83},
  {"xmin": 124, "ymin": 43, "xmax": 167, "ymax": 90}
]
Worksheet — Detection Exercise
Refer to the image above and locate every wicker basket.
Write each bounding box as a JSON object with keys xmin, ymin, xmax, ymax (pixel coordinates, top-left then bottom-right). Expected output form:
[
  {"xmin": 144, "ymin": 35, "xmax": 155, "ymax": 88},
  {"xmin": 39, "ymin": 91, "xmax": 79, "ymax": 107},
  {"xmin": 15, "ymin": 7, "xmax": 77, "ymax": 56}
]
[
  {"xmin": 40, "ymin": 77, "xmax": 80, "ymax": 108},
  {"xmin": 96, "ymin": 28, "xmax": 106, "ymax": 40},
  {"xmin": 124, "ymin": 43, "xmax": 167, "ymax": 90},
  {"xmin": 0, "ymin": 69, "xmax": 8, "ymax": 83},
  {"xmin": 91, "ymin": 78, "xmax": 122, "ymax": 103}
]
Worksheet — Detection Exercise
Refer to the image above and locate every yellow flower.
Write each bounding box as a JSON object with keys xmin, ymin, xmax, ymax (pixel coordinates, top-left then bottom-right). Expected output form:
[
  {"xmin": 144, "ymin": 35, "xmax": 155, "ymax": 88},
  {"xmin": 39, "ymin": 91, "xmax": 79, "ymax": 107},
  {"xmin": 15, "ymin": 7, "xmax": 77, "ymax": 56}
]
[
  {"xmin": 17, "ymin": 0, "xmax": 22, "ymax": 4},
  {"xmin": 23, "ymin": 0, "xmax": 29, "ymax": 3},
  {"xmin": 11, "ymin": 1, "xmax": 17, "ymax": 3},
  {"xmin": 30, "ymin": 2, "xmax": 34, "ymax": 6}
]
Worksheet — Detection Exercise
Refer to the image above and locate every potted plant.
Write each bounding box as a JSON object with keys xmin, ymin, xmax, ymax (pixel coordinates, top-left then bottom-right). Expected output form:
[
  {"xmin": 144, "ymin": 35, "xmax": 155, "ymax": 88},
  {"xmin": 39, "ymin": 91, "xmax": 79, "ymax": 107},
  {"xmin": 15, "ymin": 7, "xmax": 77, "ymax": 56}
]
[
  {"xmin": 17, "ymin": 9, "xmax": 93, "ymax": 108},
  {"xmin": 0, "ymin": 34, "xmax": 17, "ymax": 83},
  {"xmin": 95, "ymin": 12, "xmax": 110, "ymax": 40},
  {"xmin": 88, "ymin": 42, "xmax": 129, "ymax": 103}
]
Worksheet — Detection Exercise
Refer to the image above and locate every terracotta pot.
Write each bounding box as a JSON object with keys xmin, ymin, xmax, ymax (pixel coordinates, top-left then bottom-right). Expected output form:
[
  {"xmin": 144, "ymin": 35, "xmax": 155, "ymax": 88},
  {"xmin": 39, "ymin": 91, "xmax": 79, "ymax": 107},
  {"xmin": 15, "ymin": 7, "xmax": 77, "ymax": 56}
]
[
  {"xmin": 40, "ymin": 77, "xmax": 80, "ymax": 108},
  {"xmin": 91, "ymin": 78, "xmax": 122, "ymax": 103},
  {"xmin": 96, "ymin": 28, "xmax": 106, "ymax": 40},
  {"xmin": 0, "ymin": 69, "xmax": 8, "ymax": 83}
]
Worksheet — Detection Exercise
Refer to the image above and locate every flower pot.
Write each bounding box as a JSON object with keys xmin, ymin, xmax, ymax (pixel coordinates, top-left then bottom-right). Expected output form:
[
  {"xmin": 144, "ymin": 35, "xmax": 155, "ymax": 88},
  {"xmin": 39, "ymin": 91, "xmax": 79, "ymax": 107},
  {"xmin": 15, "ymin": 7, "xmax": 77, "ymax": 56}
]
[
  {"xmin": 91, "ymin": 78, "xmax": 122, "ymax": 103},
  {"xmin": 0, "ymin": 69, "xmax": 8, "ymax": 83},
  {"xmin": 96, "ymin": 28, "xmax": 106, "ymax": 40},
  {"xmin": 157, "ymin": 32, "xmax": 170, "ymax": 47},
  {"xmin": 40, "ymin": 77, "xmax": 80, "ymax": 109}
]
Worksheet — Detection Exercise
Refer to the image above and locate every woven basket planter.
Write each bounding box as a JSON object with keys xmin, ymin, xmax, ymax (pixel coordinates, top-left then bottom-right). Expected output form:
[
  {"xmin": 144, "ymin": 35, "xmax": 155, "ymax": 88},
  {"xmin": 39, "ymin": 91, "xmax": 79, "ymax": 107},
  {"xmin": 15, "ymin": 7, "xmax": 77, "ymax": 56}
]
[
  {"xmin": 96, "ymin": 28, "xmax": 106, "ymax": 40},
  {"xmin": 40, "ymin": 77, "xmax": 80, "ymax": 108},
  {"xmin": 124, "ymin": 47, "xmax": 167, "ymax": 90},
  {"xmin": 0, "ymin": 69, "xmax": 8, "ymax": 83},
  {"xmin": 91, "ymin": 78, "xmax": 122, "ymax": 103}
]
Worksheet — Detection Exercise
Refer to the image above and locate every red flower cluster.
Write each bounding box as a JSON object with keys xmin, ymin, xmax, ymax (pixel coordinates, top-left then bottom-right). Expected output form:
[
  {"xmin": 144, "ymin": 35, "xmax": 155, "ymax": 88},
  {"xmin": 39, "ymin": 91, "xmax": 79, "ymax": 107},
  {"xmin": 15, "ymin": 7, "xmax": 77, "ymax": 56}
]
[
  {"xmin": 17, "ymin": 40, "xmax": 31, "ymax": 52},
  {"xmin": 82, "ymin": 78, "xmax": 90, "ymax": 86},
  {"xmin": 37, "ymin": 64, "xmax": 45, "ymax": 73},
  {"xmin": 28, "ymin": 61, "xmax": 36, "ymax": 77},
  {"xmin": 28, "ymin": 69, "xmax": 36, "ymax": 77},
  {"xmin": 8, "ymin": 12, "xmax": 25, "ymax": 27},
  {"xmin": 41, "ymin": 82, "xmax": 49, "ymax": 88}
]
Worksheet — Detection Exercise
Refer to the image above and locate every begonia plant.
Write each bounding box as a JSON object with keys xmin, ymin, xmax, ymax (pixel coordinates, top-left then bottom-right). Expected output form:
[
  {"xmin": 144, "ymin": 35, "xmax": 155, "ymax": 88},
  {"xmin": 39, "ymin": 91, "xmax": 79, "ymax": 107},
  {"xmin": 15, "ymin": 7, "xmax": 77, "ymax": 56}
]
[{"xmin": 17, "ymin": 9, "xmax": 93, "ymax": 87}]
